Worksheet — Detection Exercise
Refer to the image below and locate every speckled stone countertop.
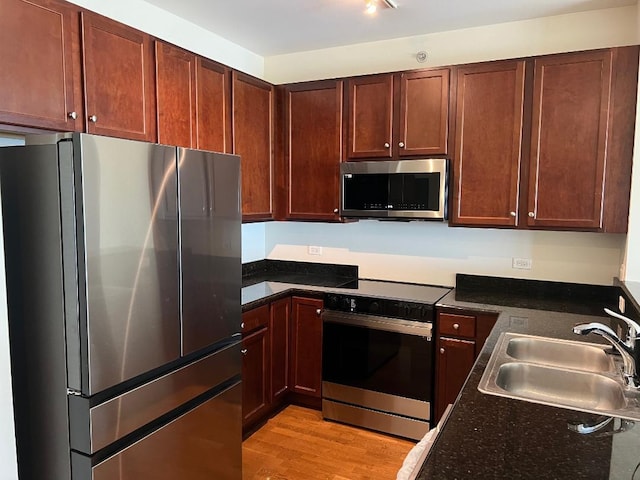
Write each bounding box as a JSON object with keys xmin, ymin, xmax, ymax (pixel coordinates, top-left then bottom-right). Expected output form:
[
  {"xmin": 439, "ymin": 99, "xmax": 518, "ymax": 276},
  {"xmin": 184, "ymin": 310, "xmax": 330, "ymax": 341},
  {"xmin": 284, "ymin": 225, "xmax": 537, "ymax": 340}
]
[{"xmin": 416, "ymin": 289, "xmax": 640, "ymax": 479}]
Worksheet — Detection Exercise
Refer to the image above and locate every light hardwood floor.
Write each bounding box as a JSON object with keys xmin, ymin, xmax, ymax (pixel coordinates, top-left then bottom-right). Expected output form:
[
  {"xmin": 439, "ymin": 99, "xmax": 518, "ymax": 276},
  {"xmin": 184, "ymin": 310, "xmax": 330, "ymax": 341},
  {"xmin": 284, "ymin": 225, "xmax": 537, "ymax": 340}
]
[{"xmin": 242, "ymin": 405, "xmax": 415, "ymax": 480}]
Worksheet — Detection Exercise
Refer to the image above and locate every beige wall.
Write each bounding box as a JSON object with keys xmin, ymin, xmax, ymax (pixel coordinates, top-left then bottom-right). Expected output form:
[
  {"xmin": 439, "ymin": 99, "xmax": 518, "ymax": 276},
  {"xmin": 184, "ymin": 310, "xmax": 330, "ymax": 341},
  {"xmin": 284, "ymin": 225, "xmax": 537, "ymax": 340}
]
[
  {"xmin": 623, "ymin": 2, "xmax": 640, "ymax": 281},
  {"xmin": 264, "ymin": 6, "xmax": 637, "ymax": 84}
]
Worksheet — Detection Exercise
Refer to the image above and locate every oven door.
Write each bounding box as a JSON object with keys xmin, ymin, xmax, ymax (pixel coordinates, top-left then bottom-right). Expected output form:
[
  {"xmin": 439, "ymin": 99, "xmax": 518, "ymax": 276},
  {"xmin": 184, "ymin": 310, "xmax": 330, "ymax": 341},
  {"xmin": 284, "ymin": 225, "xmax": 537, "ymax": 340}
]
[{"xmin": 322, "ymin": 310, "xmax": 434, "ymax": 439}]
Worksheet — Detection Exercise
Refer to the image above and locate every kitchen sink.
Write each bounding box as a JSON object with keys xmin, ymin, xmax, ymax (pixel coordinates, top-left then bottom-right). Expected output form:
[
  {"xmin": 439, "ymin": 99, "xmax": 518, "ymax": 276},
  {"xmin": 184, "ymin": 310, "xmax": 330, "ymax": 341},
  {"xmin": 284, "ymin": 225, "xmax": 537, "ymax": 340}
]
[
  {"xmin": 478, "ymin": 332, "xmax": 640, "ymax": 420},
  {"xmin": 505, "ymin": 335, "xmax": 615, "ymax": 373},
  {"xmin": 495, "ymin": 362, "xmax": 626, "ymax": 411}
]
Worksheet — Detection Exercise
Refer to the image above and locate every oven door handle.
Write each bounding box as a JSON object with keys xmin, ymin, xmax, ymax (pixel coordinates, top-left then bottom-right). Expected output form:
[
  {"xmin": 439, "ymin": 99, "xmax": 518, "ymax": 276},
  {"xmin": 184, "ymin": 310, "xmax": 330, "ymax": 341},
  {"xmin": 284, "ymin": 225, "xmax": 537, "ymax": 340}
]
[{"xmin": 321, "ymin": 310, "xmax": 432, "ymax": 339}]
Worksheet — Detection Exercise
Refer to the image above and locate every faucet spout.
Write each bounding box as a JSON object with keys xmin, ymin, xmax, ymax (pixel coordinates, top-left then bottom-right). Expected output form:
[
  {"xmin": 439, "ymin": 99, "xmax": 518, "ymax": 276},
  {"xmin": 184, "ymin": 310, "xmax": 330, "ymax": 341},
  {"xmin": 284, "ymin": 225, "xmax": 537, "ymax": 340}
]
[{"xmin": 573, "ymin": 322, "xmax": 639, "ymax": 389}]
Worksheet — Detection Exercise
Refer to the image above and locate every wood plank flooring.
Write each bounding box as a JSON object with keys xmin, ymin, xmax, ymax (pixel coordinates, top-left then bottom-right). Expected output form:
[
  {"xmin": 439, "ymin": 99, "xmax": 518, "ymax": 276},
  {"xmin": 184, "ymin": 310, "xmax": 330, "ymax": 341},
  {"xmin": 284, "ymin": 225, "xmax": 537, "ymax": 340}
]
[{"xmin": 242, "ymin": 405, "xmax": 415, "ymax": 480}]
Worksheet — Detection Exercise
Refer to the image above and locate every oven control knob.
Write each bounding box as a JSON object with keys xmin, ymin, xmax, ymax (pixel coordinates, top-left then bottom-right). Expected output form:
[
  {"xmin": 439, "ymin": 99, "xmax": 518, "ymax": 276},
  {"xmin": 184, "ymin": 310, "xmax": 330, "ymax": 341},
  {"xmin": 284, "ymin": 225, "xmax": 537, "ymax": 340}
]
[
  {"xmin": 326, "ymin": 295, "xmax": 338, "ymax": 309},
  {"xmin": 341, "ymin": 297, "xmax": 352, "ymax": 310},
  {"xmin": 368, "ymin": 301, "xmax": 379, "ymax": 313}
]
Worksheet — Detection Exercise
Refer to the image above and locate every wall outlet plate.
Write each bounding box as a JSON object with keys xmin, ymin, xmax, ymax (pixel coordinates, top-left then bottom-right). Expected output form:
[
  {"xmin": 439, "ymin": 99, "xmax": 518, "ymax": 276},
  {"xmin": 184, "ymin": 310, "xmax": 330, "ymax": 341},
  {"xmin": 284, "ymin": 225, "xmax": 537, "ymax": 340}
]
[
  {"xmin": 308, "ymin": 245, "xmax": 323, "ymax": 255},
  {"xmin": 512, "ymin": 258, "xmax": 532, "ymax": 270}
]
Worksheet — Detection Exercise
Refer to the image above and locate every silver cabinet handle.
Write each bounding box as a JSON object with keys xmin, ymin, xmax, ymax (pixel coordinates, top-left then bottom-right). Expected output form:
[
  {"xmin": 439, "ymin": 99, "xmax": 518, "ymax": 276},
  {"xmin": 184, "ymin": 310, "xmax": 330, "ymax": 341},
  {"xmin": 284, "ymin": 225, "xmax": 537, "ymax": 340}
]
[
  {"xmin": 399, "ymin": 142, "xmax": 405, "ymax": 148},
  {"xmin": 68, "ymin": 111, "xmax": 77, "ymax": 120},
  {"xmin": 509, "ymin": 211, "xmax": 516, "ymax": 217},
  {"xmin": 440, "ymin": 348, "xmax": 445, "ymax": 354},
  {"xmin": 89, "ymin": 115, "xmax": 98, "ymax": 123},
  {"xmin": 333, "ymin": 208, "xmax": 339, "ymax": 214},
  {"xmin": 316, "ymin": 309, "xmax": 322, "ymax": 316},
  {"xmin": 528, "ymin": 212, "xmax": 535, "ymax": 218},
  {"xmin": 384, "ymin": 142, "xmax": 390, "ymax": 148},
  {"xmin": 453, "ymin": 323, "xmax": 460, "ymax": 330},
  {"xmin": 241, "ymin": 349, "xmax": 247, "ymax": 355}
]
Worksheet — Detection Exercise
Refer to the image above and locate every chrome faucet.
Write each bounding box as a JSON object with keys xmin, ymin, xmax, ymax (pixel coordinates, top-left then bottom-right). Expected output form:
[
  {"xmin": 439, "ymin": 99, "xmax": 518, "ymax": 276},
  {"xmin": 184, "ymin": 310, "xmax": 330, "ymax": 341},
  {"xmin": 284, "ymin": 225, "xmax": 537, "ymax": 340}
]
[{"xmin": 574, "ymin": 308, "xmax": 640, "ymax": 389}]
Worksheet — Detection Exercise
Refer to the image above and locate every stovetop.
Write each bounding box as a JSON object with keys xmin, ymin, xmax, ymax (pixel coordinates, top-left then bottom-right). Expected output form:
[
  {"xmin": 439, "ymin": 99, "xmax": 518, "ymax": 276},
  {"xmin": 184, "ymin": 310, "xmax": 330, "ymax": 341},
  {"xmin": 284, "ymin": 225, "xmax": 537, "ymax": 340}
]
[{"xmin": 324, "ymin": 281, "xmax": 451, "ymax": 322}]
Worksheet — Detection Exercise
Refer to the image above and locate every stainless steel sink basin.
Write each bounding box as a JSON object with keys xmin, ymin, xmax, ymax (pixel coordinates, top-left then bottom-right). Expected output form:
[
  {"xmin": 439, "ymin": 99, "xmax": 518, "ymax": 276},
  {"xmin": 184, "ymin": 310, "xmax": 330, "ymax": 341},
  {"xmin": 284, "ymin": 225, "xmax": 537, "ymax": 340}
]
[
  {"xmin": 478, "ymin": 332, "xmax": 640, "ymax": 421},
  {"xmin": 495, "ymin": 362, "xmax": 627, "ymax": 411},
  {"xmin": 505, "ymin": 336, "xmax": 615, "ymax": 373}
]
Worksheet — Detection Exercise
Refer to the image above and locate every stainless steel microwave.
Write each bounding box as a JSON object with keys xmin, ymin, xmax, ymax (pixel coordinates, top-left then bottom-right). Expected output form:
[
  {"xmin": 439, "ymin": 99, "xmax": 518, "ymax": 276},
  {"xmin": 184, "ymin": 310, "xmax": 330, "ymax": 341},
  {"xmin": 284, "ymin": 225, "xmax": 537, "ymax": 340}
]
[{"xmin": 340, "ymin": 159, "xmax": 448, "ymax": 220}]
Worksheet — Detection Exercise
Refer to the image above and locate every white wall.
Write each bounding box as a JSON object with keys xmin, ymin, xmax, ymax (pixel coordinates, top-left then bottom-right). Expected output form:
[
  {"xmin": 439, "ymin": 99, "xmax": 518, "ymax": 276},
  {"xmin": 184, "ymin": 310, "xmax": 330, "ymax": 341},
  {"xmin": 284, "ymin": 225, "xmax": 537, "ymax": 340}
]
[
  {"xmin": 66, "ymin": 0, "xmax": 264, "ymax": 77},
  {"xmin": 242, "ymin": 223, "xmax": 266, "ymax": 263},
  {"xmin": 267, "ymin": 221, "xmax": 626, "ymax": 287},
  {"xmin": 264, "ymin": 6, "xmax": 638, "ymax": 83},
  {"xmin": 262, "ymin": 6, "xmax": 639, "ymax": 287}
]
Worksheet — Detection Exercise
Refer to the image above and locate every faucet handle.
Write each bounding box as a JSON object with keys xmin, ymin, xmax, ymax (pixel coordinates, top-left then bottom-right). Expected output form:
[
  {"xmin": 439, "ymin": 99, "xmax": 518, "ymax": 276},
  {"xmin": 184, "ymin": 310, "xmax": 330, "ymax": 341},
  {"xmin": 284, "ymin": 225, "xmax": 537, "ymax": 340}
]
[{"xmin": 604, "ymin": 307, "xmax": 640, "ymax": 342}]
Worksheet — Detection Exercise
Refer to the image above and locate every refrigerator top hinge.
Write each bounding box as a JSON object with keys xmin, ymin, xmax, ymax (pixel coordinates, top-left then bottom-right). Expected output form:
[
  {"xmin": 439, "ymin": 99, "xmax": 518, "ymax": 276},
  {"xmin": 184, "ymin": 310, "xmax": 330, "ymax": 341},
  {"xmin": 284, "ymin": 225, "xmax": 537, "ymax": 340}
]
[{"xmin": 66, "ymin": 388, "xmax": 82, "ymax": 396}]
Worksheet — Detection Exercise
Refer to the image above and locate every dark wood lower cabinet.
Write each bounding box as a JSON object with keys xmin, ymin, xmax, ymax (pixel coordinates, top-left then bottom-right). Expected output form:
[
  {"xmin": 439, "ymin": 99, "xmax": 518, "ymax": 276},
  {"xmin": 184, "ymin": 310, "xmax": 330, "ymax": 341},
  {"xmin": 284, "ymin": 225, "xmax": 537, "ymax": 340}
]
[
  {"xmin": 241, "ymin": 327, "xmax": 269, "ymax": 428},
  {"xmin": 270, "ymin": 297, "xmax": 291, "ymax": 403},
  {"xmin": 242, "ymin": 295, "xmax": 322, "ymax": 433},
  {"xmin": 435, "ymin": 337, "xmax": 475, "ymax": 421},
  {"xmin": 435, "ymin": 309, "xmax": 498, "ymax": 422},
  {"xmin": 290, "ymin": 297, "xmax": 323, "ymax": 398}
]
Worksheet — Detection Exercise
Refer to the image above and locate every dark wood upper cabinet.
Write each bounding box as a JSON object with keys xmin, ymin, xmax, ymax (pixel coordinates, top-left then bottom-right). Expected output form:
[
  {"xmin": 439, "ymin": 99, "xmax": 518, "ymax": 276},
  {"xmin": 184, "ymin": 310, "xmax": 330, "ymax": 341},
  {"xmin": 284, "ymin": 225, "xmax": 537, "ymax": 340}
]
[
  {"xmin": 81, "ymin": 11, "xmax": 156, "ymax": 142},
  {"xmin": 451, "ymin": 61, "xmax": 526, "ymax": 227},
  {"xmin": 232, "ymin": 72, "xmax": 274, "ymax": 221},
  {"xmin": 346, "ymin": 70, "xmax": 449, "ymax": 160},
  {"xmin": 527, "ymin": 50, "xmax": 612, "ymax": 230},
  {"xmin": 155, "ymin": 42, "xmax": 196, "ymax": 148},
  {"xmin": 0, "ymin": 0, "xmax": 82, "ymax": 131},
  {"xmin": 155, "ymin": 42, "xmax": 231, "ymax": 151},
  {"xmin": 196, "ymin": 58, "xmax": 231, "ymax": 153},
  {"xmin": 398, "ymin": 69, "xmax": 450, "ymax": 156},
  {"xmin": 450, "ymin": 46, "xmax": 637, "ymax": 232},
  {"xmin": 347, "ymin": 74, "xmax": 394, "ymax": 159},
  {"xmin": 285, "ymin": 80, "xmax": 343, "ymax": 221}
]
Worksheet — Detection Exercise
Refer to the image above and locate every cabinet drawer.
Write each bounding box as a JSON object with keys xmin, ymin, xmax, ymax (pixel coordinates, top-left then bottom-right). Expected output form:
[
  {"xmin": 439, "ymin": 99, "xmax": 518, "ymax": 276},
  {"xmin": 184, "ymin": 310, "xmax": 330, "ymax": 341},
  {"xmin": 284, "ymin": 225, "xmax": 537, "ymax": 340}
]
[
  {"xmin": 242, "ymin": 304, "xmax": 269, "ymax": 334},
  {"xmin": 439, "ymin": 313, "xmax": 476, "ymax": 338}
]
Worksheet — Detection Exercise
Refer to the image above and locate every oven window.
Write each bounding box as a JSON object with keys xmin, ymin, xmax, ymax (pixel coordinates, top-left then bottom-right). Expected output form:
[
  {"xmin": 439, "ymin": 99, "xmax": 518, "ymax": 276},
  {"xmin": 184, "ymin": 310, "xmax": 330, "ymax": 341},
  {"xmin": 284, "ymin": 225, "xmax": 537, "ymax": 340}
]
[{"xmin": 322, "ymin": 322, "xmax": 433, "ymax": 401}]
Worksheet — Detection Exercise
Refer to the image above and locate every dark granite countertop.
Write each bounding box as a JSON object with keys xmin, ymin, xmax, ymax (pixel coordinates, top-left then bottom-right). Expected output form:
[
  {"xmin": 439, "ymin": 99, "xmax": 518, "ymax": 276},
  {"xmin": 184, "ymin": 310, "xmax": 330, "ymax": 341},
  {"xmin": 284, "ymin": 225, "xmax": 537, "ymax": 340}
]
[
  {"xmin": 241, "ymin": 265, "xmax": 640, "ymax": 478},
  {"xmin": 417, "ymin": 289, "xmax": 640, "ymax": 479}
]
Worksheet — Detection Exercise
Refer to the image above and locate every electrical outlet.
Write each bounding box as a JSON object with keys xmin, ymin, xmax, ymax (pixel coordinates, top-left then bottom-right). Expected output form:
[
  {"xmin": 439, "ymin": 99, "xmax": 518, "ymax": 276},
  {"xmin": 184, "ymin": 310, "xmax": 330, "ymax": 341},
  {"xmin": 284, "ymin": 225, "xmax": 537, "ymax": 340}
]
[
  {"xmin": 619, "ymin": 295, "xmax": 626, "ymax": 314},
  {"xmin": 308, "ymin": 245, "xmax": 323, "ymax": 256},
  {"xmin": 512, "ymin": 258, "xmax": 532, "ymax": 270}
]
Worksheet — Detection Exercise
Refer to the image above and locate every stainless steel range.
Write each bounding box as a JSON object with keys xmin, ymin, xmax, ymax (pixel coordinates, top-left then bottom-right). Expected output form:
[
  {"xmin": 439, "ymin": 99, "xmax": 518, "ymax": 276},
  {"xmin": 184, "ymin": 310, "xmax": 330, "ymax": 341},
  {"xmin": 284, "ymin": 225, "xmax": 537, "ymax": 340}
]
[{"xmin": 321, "ymin": 284, "xmax": 450, "ymax": 440}]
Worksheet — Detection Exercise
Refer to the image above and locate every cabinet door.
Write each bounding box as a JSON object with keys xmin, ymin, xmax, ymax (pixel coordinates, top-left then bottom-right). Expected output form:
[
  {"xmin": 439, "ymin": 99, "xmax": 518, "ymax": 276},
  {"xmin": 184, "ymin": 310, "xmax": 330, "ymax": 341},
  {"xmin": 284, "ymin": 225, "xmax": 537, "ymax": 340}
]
[
  {"xmin": 285, "ymin": 80, "xmax": 343, "ymax": 220},
  {"xmin": 451, "ymin": 61, "xmax": 525, "ymax": 227},
  {"xmin": 155, "ymin": 41, "xmax": 196, "ymax": 148},
  {"xmin": 196, "ymin": 58, "xmax": 231, "ymax": 153},
  {"xmin": 232, "ymin": 72, "xmax": 274, "ymax": 220},
  {"xmin": 347, "ymin": 75, "xmax": 393, "ymax": 159},
  {"xmin": 290, "ymin": 297, "xmax": 323, "ymax": 398},
  {"xmin": 398, "ymin": 69, "xmax": 449, "ymax": 156},
  {"xmin": 270, "ymin": 297, "xmax": 291, "ymax": 403},
  {"xmin": 0, "ymin": 0, "xmax": 81, "ymax": 131},
  {"xmin": 81, "ymin": 11, "xmax": 156, "ymax": 141},
  {"xmin": 527, "ymin": 50, "xmax": 612, "ymax": 229},
  {"xmin": 435, "ymin": 337, "xmax": 475, "ymax": 422},
  {"xmin": 242, "ymin": 327, "xmax": 269, "ymax": 427}
]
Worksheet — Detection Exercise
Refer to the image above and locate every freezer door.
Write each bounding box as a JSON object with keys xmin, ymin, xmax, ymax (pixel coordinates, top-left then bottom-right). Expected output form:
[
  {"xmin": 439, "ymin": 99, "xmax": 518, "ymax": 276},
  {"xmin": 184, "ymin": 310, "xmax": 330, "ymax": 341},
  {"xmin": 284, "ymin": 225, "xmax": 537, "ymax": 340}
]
[
  {"xmin": 66, "ymin": 134, "xmax": 181, "ymax": 395},
  {"xmin": 68, "ymin": 342, "xmax": 241, "ymax": 454},
  {"xmin": 178, "ymin": 149, "xmax": 241, "ymax": 355},
  {"xmin": 71, "ymin": 381, "xmax": 242, "ymax": 480}
]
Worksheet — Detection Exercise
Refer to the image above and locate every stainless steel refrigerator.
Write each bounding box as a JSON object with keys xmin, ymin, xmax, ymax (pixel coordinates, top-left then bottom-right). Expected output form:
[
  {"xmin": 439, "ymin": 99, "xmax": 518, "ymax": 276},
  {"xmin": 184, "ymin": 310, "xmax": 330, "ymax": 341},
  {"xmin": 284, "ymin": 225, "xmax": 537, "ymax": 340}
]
[{"xmin": 0, "ymin": 133, "xmax": 242, "ymax": 480}]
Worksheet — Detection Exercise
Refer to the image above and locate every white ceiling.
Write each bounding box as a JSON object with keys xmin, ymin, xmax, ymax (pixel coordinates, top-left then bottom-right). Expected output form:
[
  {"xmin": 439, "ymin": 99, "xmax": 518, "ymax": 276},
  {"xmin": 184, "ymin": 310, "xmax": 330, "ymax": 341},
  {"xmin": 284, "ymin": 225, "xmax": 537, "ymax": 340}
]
[{"xmin": 144, "ymin": 0, "xmax": 636, "ymax": 56}]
